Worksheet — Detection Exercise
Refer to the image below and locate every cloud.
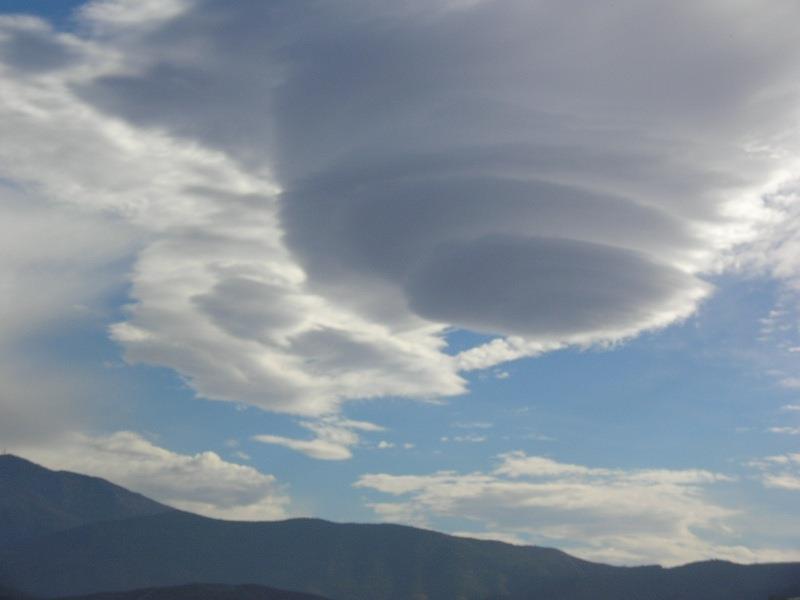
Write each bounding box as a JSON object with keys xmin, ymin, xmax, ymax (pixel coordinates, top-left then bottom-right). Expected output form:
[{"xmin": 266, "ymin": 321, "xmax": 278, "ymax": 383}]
[
  {"xmin": 0, "ymin": 183, "xmax": 135, "ymax": 445},
  {"xmin": 12, "ymin": 431, "xmax": 291, "ymax": 520},
  {"xmin": 768, "ymin": 427, "xmax": 800, "ymax": 435},
  {"xmin": 1, "ymin": 1, "xmax": 800, "ymax": 419},
  {"xmin": 441, "ymin": 435, "xmax": 487, "ymax": 443},
  {"xmin": 747, "ymin": 453, "xmax": 800, "ymax": 492},
  {"xmin": 452, "ymin": 421, "xmax": 493, "ymax": 429},
  {"xmin": 253, "ymin": 417, "xmax": 384, "ymax": 460},
  {"xmin": 352, "ymin": 451, "xmax": 800, "ymax": 566},
  {"xmin": 782, "ymin": 404, "xmax": 800, "ymax": 412}
]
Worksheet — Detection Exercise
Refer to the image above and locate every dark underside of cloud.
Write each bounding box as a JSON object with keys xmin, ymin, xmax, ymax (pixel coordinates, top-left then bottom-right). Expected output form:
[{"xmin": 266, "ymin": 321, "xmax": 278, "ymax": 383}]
[{"xmin": 1, "ymin": 0, "xmax": 799, "ymax": 412}]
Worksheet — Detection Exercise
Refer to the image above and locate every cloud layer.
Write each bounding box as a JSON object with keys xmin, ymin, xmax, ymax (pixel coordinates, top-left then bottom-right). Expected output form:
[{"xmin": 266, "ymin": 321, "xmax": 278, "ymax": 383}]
[
  {"xmin": 1, "ymin": 0, "xmax": 800, "ymax": 422},
  {"xmin": 355, "ymin": 451, "xmax": 800, "ymax": 566}
]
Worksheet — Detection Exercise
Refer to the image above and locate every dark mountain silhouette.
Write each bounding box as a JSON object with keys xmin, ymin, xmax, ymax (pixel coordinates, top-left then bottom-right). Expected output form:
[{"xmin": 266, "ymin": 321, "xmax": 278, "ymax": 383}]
[
  {"xmin": 0, "ymin": 510, "xmax": 605, "ymax": 599},
  {"xmin": 0, "ymin": 454, "xmax": 798, "ymax": 600},
  {"xmin": 0, "ymin": 454, "xmax": 171, "ymax": 549},
  {"xmin": 64, "ymin": 583, "xmax": 332, "ymax": 600},
  {"xmin": 0, "ymin": 585, "xmax": 28, "ymax": 600},
  {"xmin": 1, "ymin": 582, "xmax": 331, "ymax": 600}
]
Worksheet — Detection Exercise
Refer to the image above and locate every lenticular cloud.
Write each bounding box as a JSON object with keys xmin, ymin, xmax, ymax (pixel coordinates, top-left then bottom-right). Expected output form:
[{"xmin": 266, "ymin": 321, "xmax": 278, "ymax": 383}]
[{"xmin": 1, "ymin": 0, "xmax": 799, "ymax": 415}]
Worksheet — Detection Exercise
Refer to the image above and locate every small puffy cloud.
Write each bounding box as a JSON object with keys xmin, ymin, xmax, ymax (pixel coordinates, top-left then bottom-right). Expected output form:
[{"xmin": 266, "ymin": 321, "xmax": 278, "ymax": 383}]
[
  {"xmin": 779, "ymin": 378, "xmax": 800, "ymax": 390},
  {"xmin": 453, "ymin": 421, "xmax": 493, "ymax": 430},
  {"xmin": 782, "ymin": 404, "xmax": 800, "ymax": 411},
  {"xmin": 768, "ymin": 427, "xmax": 800, "ymax": 435},
  {"xmin": 353, "ymin": 451, "xmax": 780, "ymax": 566},
  {"xmin": 440, "ymin": 435, "xmax": 487, "ymax": 443},
  {"xmin": 12, "ymin": 431, "xmax": 291, "ymax": 520},
  {"xmin": 377, "ymin": 441, "xmax": 395, "ymax": 449},
  {"xmin": 253, "ymin": 417, "xmax": 384, "ymax": 461}
]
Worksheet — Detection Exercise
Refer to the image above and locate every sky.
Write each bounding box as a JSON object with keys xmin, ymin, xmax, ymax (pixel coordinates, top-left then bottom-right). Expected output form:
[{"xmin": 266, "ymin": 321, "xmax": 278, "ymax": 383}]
[{"xmin": 1, "ymin": 0, "xmax": 800, "ymax": 567}]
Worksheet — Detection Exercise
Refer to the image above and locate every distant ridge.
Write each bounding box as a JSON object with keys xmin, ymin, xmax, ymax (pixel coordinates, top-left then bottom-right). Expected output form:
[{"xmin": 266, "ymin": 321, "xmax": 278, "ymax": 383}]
[
  {"xmin": 0, "ymin": 455, "xmax": 799, "ymax": 600},
  {"xmin": 0, "ymin": 454, "xmax": 171, "ymax": 549},
  {"xmin": 1, "ymin": 582, "xmax": 331, "ymax": 600},
  {"xmin": 64, "ymin": 583, "xmax": 333, "ymax": 600}
]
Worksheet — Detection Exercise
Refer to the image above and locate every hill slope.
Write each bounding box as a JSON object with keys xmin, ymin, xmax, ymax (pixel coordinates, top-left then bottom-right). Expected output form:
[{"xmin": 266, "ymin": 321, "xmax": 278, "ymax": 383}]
[
  {"xmin": 2, "ymin": 509, "xmax": 799, "ymax": 600},
  {"xmin": 0, "ymin": 510, "xmax": 600, "ymax": 599},
  {"xmin": 0, "ymin": 454, "xmax": 171, "ymax": 549},
  {"xmin": 0, "ymin": 455, "xmax": 798, "ymax": 600},
  {"xmin": 0, "ymin": 582, "xmax": 331, "ymax": 600},
  {"xmin": 62, "ymin": 583, "xmax": 332, "ymax": 600}
]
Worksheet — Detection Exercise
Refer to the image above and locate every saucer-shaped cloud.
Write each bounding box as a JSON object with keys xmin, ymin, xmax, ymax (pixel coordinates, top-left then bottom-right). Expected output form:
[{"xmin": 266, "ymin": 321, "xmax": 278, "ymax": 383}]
[{"xmin": 1, "ymin": 0, "xmax": 799, "ymax": 417}]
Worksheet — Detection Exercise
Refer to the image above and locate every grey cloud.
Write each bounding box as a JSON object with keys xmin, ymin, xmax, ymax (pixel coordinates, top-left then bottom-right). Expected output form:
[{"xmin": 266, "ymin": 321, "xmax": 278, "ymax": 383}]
[
  {"xmin": 0, "ymin": 25, "xmax": 78, "ymax": 73},
  {"xmin": 2, "ymin": 1, "xmax": 800, "ymax": 419},
  {"xmin": 193, "ymin": 277, "xmax": 302, "ymax": 342},
  {"xmin": 405, "ymin": 235, "xmax": 706, "ymax": 337},
  {"xmin": 69, "ymin": 0, "xmax": 800, "ymax": 352}
]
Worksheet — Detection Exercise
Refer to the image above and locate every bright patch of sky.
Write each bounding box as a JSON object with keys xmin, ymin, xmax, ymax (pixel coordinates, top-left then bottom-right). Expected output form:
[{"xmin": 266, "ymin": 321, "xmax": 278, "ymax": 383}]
[{"xmin": 2, "ymin": 0, "xmax": 800, "ymax": 566}]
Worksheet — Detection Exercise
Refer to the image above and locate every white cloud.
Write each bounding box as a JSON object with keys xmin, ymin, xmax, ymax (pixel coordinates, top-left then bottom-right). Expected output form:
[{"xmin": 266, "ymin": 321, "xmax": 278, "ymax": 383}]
[
  {"xmin": 453, "ymin": 421, "xmax": 493, "ymax": 429},
  {"xmin": 782, "ymin": 404, "xmax": 800, "ymax": 411},
  {"xmin": 353, "ymin": 451, "xmax": 796, "ymax": 566},
  {"xmin": 0, "ymin": 184, "xmax": 135, "ymax": 444},
  {"xmin": 12, "ymin": 431, "xmax": 292, "ymax": 520},
  {"xmin": 0, "ymin": 1, "xmax": 799, "ymax": 420},
  {"xmin": 768, "ymin": 427, "xmax": 800, "ymax": 435},
  {"xmin": 747, "ymin": 453, "xmax": 800, "ymax": 492},
  {"xmin": 448, "ymin": 435, "xmax": 488, "ymax": 443},
  {"xmin": 253, "ymin": 417, "xmax": 384, "ymax": 460}
]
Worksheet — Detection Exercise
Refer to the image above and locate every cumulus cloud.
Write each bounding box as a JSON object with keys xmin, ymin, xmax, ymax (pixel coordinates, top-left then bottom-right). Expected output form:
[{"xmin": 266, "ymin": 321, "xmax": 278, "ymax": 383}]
[
  {"xmin": 352, "ymin": 451, "xmax": 800, "ymax": 566},
  {"xmin": 1, "ymin": 1, "xmax": 800, "ymax": 422},
  {"xmin": 12, "ymin": 431, "xmax": 291, "ymax": 520}
]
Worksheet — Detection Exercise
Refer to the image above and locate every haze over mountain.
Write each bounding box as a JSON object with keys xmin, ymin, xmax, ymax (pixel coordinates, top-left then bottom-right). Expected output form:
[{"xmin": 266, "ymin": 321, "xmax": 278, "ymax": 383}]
[{"xmin": 1, "ymin": 456, "xmax": 799, "ymax": 600}]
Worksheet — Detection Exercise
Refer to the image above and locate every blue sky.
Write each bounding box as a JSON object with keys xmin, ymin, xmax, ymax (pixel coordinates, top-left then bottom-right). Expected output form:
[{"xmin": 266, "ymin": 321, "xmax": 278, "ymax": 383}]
[{"xmin": 1, "ymin": 0, "xmax": 800, "ymax": 566}]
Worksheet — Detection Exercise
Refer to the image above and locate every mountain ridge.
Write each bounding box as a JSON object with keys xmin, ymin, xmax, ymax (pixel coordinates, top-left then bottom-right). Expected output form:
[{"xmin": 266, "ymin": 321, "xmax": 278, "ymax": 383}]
[
  {"xmin": 0, "ymin": 453, "xmax": 171, "ymax": 549},
  {"xmin": 1, "ymin": 454, "xmax": 798, "ymax": 600}
]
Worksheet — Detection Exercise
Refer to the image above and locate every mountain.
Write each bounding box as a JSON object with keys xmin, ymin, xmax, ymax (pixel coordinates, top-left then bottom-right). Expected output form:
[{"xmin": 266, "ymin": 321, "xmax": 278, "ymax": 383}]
[
  {"xmin": 0, "ymin": 454, "xmax": 171, "ymax": 549},
  {"xmin": 0, "ymin": 454, "xmax": 798, "ymax": 600},
  {"xmin": 1, "ymin": 583, "xmax": 331, "ymax": 600},
  {"xmin": 0, "ymin": 510, "xmax": 604, "ymax": 599},
  {"xmin": 0, "ymin": 585, "xmax": 28, "ymax": 600},
  {"xmin": 63, "ymin": 583, "xmax": 332, "ymax": 600}
]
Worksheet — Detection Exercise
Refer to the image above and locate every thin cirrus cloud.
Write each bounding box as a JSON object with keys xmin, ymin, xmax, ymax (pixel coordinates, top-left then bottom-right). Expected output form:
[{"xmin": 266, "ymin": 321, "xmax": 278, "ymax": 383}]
[
  {"xmin": 1, "ymin": 1, "xmax": 800, "ymax": 443},
  {"xmin": 355, "ymin": 451, "xmax": 800, "ymax": 566}
]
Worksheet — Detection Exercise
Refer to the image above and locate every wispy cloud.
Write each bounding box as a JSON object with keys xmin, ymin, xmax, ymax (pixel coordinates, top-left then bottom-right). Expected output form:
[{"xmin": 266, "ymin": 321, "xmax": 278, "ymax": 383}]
[
  {"xmin": 253, "ymin": 417, "xmax": 384, "ymax": 460},
  {"xmin": 768, "ymin": 427, "xmax": 800, "ymax": 435},
  {"xmin": 747, "ymin": 453, "xmax": 800, "ymax": 491},
  {"xmin": 352, "ymin": 451, "xmax": 800, "ymax": 566}
]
